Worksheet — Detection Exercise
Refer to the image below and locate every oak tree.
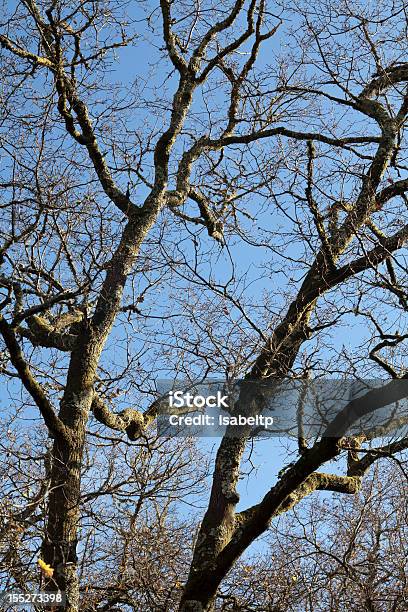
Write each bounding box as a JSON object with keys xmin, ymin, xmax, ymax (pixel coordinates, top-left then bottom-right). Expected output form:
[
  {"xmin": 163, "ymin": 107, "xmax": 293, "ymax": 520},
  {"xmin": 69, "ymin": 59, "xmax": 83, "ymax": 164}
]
[{"xmin": 1, "ymin": 1, "xmax": 408, "ymax": 610}]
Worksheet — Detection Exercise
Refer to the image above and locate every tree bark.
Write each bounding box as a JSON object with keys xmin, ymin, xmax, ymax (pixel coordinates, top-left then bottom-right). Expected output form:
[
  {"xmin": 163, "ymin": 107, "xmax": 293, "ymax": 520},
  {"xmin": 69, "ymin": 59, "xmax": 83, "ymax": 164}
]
[{"xmin": 41, "ymin": 432, "xmax": 86, "ymax": 611}]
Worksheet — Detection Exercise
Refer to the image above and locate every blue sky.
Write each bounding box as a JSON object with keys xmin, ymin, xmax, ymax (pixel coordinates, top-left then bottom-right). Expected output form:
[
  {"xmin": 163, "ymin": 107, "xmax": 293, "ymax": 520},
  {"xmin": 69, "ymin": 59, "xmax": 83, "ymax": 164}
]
[{"xmin": 2, "ymin": 0, "xmax": 407, "ymax": 565}]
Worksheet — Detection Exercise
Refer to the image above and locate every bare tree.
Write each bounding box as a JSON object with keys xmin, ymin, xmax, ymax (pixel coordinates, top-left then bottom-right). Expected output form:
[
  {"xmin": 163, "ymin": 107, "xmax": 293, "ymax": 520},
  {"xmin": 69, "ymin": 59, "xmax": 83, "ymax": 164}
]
[
  {"xmin": 0, "ymin": 411, "xmax": 209, "ymax": 611},
  {"xmin": 207, "ymin": 462, "xmax": 408, "ymax": 611},
  {"xmin": 1, "ymin": 1, "xmax": 408, "ymax": 611}
]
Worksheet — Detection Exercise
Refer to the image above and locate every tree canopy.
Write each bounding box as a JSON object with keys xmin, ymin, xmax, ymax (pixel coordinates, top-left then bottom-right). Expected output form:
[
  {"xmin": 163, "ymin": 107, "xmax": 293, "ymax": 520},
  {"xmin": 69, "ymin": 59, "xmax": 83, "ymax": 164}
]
[{"xmin": 0, "ymin": 1, "xmax": 407, "ymax": 610}]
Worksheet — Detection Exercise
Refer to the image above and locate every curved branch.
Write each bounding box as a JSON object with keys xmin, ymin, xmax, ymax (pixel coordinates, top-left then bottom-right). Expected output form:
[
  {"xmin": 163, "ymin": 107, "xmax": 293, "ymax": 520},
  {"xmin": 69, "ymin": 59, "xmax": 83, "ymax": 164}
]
[
  {"xmin": 91, "ymin": 394, "xmax": 158, "ymax": 441},
  {"xmin": 0, "ymin": 315, "xmax": 67, "ymax": 439}
]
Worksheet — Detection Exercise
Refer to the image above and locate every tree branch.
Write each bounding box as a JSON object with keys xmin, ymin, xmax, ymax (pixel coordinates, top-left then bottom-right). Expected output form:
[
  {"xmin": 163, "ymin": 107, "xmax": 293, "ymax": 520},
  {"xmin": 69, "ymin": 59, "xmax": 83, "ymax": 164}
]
[
  {"xmin": 0, "ymin": 315, "xmax": 67, "ymax": 439},
  {"xmin": 91, "ymin": 394, "xmax": 159, "ymax": 441}
]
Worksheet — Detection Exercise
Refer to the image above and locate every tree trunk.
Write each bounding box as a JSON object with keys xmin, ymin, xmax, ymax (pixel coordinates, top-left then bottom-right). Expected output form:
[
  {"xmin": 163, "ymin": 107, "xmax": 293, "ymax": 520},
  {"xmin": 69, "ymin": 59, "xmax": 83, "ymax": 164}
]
[
  {"xmin": 179, "ymin": 581, "xmax": 218, "ymax": 612},
  {"xmin": 41, "ymin": 410, "xmax": 88, "ymax": 612}
]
